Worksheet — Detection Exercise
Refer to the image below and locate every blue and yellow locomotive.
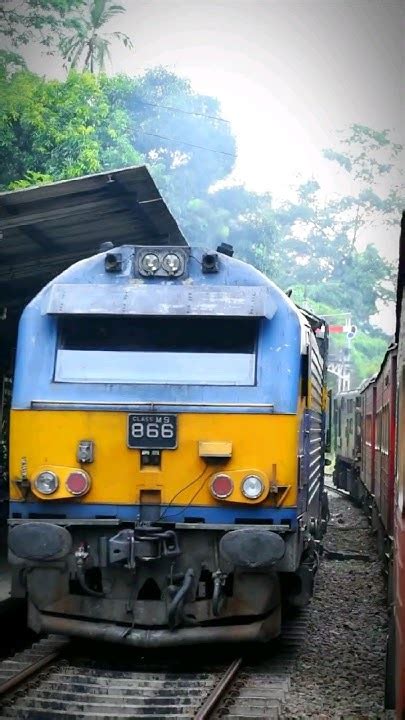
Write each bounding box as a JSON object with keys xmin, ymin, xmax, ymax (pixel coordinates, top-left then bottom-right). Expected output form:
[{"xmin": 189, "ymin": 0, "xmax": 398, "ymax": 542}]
[{"xmin": 8, "ymin": 239, "xmax": 328, "ymax": 646}]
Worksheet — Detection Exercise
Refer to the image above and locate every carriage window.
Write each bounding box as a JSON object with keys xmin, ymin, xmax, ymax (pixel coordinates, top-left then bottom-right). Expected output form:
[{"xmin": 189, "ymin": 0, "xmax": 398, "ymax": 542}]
[
  {"xmin": 55, "ymin": 315, "xmax": 258, "ymax": 385},
  {"xmin": 375, "ymin": 410, "xmax": 382, "ymax": 450},
  {"xmin": 335, "ymin": 402, "xmax": 342, "ymax": 447},
  {"xmin": 365, "ymin": 414, "xmax": 372, "ymax": 444},
  {"xmin": 381, "ymin": 404, "xmax": 389, "ymax": 454}
]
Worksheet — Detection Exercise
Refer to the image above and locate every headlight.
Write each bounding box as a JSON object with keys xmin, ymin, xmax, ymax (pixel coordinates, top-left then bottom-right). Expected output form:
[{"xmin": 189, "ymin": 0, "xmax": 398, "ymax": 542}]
[
  {"xmin": 162, "ymin": 253, "xmax": 181, "ymax": 275},
  {"xmin": 241, "ymin": 475, "xmax": 264, "ymax": 500},
  {"xmin": 136, "ymin": 247, "xmax": 189, "ymax": 278},
  {"xmin": 34, "ymin": 471, "xmax": 59, "ymax": 495},
  {"xmin": 141, "ymin": 253, "xmax": 160, "ymax": 274}
]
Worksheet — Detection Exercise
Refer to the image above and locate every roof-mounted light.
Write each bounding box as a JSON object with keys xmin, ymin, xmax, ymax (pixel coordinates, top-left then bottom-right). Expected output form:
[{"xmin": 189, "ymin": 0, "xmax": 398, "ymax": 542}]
[
  {"xmin": 105, "ymin": 251, "xmax": 123, "ymax": 273},
  {"xmin": 162, "ymin": 253, "xmax": 181, "ymax": 275},
  {"xmin": 136, "ymin": 247, "xmax": 189, "ymax": 279},
  {"xmin": 141, "ymin": 253, "xmax": 160, "ymax": 275}
]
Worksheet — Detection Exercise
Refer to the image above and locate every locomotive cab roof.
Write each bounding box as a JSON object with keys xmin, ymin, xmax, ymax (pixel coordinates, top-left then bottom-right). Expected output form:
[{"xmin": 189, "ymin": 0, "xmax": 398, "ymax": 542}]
[{"xmin": 26, "ymin": 240, "xmax": 318, "ymax": 356}]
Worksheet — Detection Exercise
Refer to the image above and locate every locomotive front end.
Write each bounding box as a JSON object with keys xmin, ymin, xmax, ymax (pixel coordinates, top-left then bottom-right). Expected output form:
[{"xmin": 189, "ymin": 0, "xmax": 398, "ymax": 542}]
[{"xmin": 9, "ymin": 243, "xmax": 326, "ymax": 646}]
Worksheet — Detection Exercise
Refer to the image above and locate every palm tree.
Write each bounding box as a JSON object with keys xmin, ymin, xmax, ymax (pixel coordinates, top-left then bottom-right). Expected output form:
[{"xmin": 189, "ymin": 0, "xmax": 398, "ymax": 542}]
[{"xmin": 61, "ymin": 0, "xmax": 133, "ymax": 73}]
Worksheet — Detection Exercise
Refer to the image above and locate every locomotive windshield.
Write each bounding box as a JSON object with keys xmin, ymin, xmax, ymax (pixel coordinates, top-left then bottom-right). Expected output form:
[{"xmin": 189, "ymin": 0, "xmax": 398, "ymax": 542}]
[{"xmin": 54, "ymin": 315, "xmax": 258, "ymax": 385}]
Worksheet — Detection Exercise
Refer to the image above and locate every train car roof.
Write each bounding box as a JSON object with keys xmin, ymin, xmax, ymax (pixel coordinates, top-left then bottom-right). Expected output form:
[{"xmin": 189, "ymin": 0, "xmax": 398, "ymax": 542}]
[
  {"xmin": 0, "ymin": 165, "xmax": 187, "ymax": 351},
  {"xmin": 357, "ymin": 375, "xmax": 376, "ymax": 393},
  {"xmin": 32, "ymin": 243, "xmax": 305, "ymax": 327},
  {"xmin": 334, "ymin": 389, "xmax": 361, "ymax": 399},
  {"xmin": 335, "ymin": 373, "xmax": 378, "ymax": 398},
  {"xmin": 357, "ymin": 342, "xmax": 397, "ymax": 397}
]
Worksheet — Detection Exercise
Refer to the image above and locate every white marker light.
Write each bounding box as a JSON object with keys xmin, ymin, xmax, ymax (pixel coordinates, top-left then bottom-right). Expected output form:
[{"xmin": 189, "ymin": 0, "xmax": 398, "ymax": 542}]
[
  {"xmin": 241, "ymin": 475, "xmax": 264, "ymax": 500},
  {"xmin": 34, "ymin": 471, "xmax": 59, "ymax": 495}
]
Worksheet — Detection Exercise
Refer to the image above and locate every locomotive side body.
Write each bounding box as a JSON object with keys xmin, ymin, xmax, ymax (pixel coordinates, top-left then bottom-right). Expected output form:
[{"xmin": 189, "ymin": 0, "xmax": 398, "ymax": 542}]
[
  {"xmin": 333, "ymin": 390, "xmax": 362, "ymax": 500},
  {"xmin": 8, "ymin": 245, "xmax": 328, "ymax": 646}
]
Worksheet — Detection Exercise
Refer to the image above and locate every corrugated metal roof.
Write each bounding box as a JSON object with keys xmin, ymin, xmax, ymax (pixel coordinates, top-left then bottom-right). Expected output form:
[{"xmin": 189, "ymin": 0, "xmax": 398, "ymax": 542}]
[{"xmin": 0, "ymin": 166, "xmax": 187, "ymax": 353}]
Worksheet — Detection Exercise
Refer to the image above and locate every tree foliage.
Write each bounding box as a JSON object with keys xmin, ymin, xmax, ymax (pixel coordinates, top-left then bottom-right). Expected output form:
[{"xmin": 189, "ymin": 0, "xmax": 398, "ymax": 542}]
[
  {"xmin": 0, "ymin": 65, "xmax": 239, "ymax": 233},
  {"xmin": 323, "ymin": 124, "xmax": 403, "ymax": 227},
  {"xmin": 0, "ymin": 0, "xmax": 84, "ymax": 69},
  {"xmin": 1, "ymin": 70, "xmax": 143, "ymax": 184},
  {"xmin": 276, "ymin": 194, "xmax": 396, "ymax": 324},
  {"xmin": 1, "ymin": 61, "xmax": 401, "ymax": 387},
  {"xmin": 275, "ymin": 125, "xmax": 403, "ymax": 328},
  {"xmin": 127, "ymin": 68, "xmax": 236, "ymax": 198},
  {"xmin": 60, "ymin": 0, "xmax": 133, "ymax": 72},
  {"xmin": 0, "ymin": 0, "xmax": 132, "ymax": 76},
  {"xmin": 291, "ymin": 291, "xmax": 389, "ymax": 389}
]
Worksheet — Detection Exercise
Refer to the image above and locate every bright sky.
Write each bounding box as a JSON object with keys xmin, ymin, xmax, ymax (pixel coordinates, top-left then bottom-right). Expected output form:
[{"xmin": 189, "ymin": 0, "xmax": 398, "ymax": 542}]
[{"xmin": 23, "ymin": 0, "xmax": 405, "ymax": 332}]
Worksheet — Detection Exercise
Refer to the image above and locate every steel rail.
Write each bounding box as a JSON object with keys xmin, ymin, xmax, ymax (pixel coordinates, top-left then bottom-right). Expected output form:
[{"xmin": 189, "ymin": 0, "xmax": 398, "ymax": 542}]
[
  {"xmin": 0, "ymin": 646, "xmax": 65, "ymax": 697},
  {"xmin": 0, "ymin": 609, "xmax": 308, "ymax": 718},
  {"xmin": 324, "ymin": 482, "xmax": 351, "ymax": 498},
  {"xmin": 194, "ymin": 657, "xmax": 242, "ymax": 719}
]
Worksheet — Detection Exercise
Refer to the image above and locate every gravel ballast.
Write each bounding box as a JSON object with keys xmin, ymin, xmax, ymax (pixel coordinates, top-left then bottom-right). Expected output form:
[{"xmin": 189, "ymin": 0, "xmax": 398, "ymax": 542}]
[{"xmin": 281, "ymin": 489, "xmax": 393, "ymax": 720}]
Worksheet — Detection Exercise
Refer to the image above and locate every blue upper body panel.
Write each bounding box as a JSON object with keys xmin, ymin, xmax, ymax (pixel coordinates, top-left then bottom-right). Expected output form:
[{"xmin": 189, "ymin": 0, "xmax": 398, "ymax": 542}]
[{"xmin": 12, "ymin": 247, "xmax": 305, "ymax": 413}]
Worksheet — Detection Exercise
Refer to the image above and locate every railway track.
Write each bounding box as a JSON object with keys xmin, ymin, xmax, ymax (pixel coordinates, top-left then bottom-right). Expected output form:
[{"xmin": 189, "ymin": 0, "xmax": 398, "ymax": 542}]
[
  {"xmin": 324, "ymin": 482, "xmax": 350, "ymax": 499},
  {"xmin": 0, "ymin": 611, "xmax": 307, "ymax": 720},
  {"xmin": 324, "ymin": 482, "xmax": 374, "ymax": 528}
]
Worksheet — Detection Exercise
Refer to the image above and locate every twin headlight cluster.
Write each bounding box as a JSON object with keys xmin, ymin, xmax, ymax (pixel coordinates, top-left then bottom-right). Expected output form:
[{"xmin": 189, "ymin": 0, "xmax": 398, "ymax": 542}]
[
  {"xmin": 34, "ymin": 470, "xmax": 90, "ymax": 497},
  {"xmin": 210, "ymin": 473, "xmax": 265, "ymax": 501},
  {"xmin": 35, "ymin": 469, "xmax": 263, "ymax": 501},
  {"xmin": 137, "ymin": 248, "xmax": 188, "ymax": 278}
]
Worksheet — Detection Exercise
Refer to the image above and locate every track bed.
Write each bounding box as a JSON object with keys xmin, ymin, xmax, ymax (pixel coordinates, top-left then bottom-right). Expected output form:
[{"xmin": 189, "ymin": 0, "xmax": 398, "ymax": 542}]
[
  {"xmin": 0, "ymin": 489, "xmax": 393, "ymax": 719},
  {"xmin": 281, "ymin": 489, "xmax": 393, "ymax": 719}
]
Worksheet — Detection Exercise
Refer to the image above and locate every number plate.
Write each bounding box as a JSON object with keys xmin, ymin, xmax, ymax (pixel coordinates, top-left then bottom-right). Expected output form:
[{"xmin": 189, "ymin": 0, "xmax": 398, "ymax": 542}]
[{"xmin": 127, "ymin": 414, "xmax": 177, "ymax": 449}]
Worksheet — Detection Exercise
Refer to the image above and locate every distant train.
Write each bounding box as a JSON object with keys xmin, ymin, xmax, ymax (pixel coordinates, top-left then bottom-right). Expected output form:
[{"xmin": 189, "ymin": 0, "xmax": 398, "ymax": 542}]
[
  {"xmin": 333, "ymin": 211, "xmax": 405, "ymax": 717},
  {"xmin": 8, "ymin": 237, "xmax": 329, "ymax": 647},
  {"xmin": 333, "ymin": 342, "xmax": 396, "ymax": 559}
]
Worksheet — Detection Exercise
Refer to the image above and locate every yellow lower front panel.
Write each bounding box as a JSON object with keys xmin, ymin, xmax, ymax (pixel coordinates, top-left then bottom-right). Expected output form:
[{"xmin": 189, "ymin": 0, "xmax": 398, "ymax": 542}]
[{"xmin": 10, "ymin": 410, "xmax": 299, "ymax": 508}]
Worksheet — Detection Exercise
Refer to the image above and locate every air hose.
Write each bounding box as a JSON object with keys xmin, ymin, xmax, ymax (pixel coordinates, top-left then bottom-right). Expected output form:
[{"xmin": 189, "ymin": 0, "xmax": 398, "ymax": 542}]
[
  {"xmin": 168, "ymin": 568, "xmax": 194, "ymax": 628},
  {"xmin": 76, "ymin": 565, "xmax": 105, "ymax": 598}
]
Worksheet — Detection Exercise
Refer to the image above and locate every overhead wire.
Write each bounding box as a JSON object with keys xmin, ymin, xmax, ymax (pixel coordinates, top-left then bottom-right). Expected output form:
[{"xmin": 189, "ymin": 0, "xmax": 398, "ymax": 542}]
[
  {"xmin": 131, "ymin": 96, "xmax": 236, "ymax": 159},
  {"xmin": 140, "ymin": 131, "xmax": 237, "ymax": 158},
  {"xmin": 133, "ymin": 96, "xmax": 230, "ymax": 125}
]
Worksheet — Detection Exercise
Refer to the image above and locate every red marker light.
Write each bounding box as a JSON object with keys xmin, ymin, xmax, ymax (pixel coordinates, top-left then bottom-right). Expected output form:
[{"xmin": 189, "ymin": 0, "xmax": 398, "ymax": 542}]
[
  {"xmin": 66, "ymin": 471, "xmax": 91, "ymax": 496},
  {"xmin": 210, "ymin": 473, "xmax": 233, "ymax": 499}
]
